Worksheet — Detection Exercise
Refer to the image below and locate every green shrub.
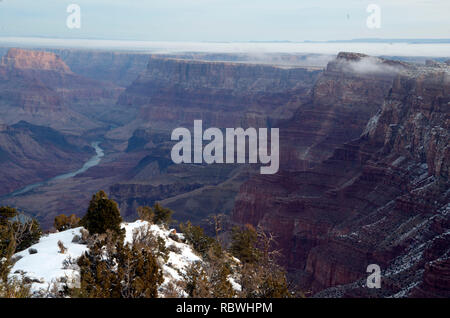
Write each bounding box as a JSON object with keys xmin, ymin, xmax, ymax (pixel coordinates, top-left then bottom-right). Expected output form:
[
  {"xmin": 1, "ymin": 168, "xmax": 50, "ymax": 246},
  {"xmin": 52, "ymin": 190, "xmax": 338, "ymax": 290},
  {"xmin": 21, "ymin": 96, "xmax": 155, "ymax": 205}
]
[
  {"xmin": 137, "ymin": 206, "xmax": 154, "ymax": 223},
  {"xmin": 230, "ymin": 224, "xmax": 260, "ymax": 264},
  {"xmin": 152, "ymin": 203, "xmax": 173, "ymax": 225},
  {"xmin": 54, "ymin": 214, "xmax": 80, "ymax": 231},
  {"xmin": 74, "ymin": 233, "xmax": 163, "ymax": 298},
  {"xmin": 137, "ymin": 203, "xmax": 173, "ymax": 226},
  {"xmin": 80, "ymin": 191, "xmax": 123, "ymax": 237},
  {"xmin": 179, "ymin": 221, "xmax": 216, "ymax": 257}
]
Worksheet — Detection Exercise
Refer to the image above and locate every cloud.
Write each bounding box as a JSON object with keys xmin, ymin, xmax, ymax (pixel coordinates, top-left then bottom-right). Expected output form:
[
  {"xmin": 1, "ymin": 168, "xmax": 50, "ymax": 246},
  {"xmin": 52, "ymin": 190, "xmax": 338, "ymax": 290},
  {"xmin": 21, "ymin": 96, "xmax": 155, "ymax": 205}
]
[
  {"xmin": 1, "ymin": 37, "xmax": 449, "ymax": 58},
  {"xmin": 347, "ymin": 57, "xmax": 403, "ymax": 74}
]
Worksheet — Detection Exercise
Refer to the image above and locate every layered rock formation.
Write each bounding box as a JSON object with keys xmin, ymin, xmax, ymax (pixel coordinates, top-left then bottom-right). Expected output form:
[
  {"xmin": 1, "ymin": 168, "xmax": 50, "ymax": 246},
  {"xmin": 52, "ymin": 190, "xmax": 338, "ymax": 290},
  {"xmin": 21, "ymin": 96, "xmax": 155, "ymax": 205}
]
[
  {"xmin": 2, "ymin": 48, "xmax": 72, "ymax": 73},
  {"xmin": 232, "ymin": 54, "xmax": 449, "ymax": 297},
  {"xmin": 107, "ymin": 57, "xmax": 321, "ymax": 220},
  {"xmin": 0, "ymin": 48, "xmax": 132, "ymax": 219},
  {"xmin": 0, "ymin": 48, "xmax": 122, "ymax": 133},
  {"xmin": 279, "ymin": 52, "xmax": 400, "ymax": 170},
  {"xmin": 109, "ymin": 55, "xmax": 321, "ymax": 140},
  {"xmin": 0, "ymin": 121, "xmax": 92, "ymax": 197},
  {"xmin": 47, "ymin": 49, "xmax": 151, "ymax": 87}
]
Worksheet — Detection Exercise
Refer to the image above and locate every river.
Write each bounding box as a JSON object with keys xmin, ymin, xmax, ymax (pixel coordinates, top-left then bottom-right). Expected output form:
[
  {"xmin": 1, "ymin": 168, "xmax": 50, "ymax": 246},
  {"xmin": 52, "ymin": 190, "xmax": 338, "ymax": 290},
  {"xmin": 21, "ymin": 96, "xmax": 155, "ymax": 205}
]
[{"xmin": 0, "ymin": 141, "xmax": 104, "ymax": 200}]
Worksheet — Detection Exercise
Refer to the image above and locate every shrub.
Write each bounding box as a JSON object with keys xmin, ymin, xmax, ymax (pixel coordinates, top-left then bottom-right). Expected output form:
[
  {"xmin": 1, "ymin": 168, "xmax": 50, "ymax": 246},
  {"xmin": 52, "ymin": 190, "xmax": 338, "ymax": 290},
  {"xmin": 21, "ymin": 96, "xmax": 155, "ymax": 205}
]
[
  {"xmin": 182, "ymin": 262, "xmax": 211, "ymax": 298},
  {"xmin": 57, "ymin": 241, "xmax": 67, "ymax": 254},
  {"xmin": 0, "ymin": 276, "xmax": 31, "ymax": 298},
  {"xmin": 137, "ymin": 203, "xmax": 173, "ymax": 226},
  {"xmin": 179, "ymin": 221, "xmax": 216, "ymax": 257},
  {"xmin": 137, "ymin": 206, "xmax": 154, "ymax": 223},
  {"xmin": 1, "ymin": 206, "xmax": 42, "ymax": 255},
  {"xmin": 152, "ymin": 203, "xmax": 173, "ymax": 226},
  {"xmin": 0, "ymin": 206, "xmax": 17, "ymax": 226},
  {"xmin": 13, "ymin": 219, "xmax": 42, "ymax": 253},
  {"xmin": 131, "ymin": 225, "xmax": 169, "ymax": 263},
  {"xmin": 235, "ymin": 226, "xmax": 291, "ymax": 298},
  {"xmin": 54, "ymin": 214, "xmax": 80, "ymax": 231},
  {"xmin": 80, "ymin": 191, "xmax": 124, "ymax": 237},
  {"xmin": 73, "ymin": 232, "xmax": 163, "ymax": 298},
  {"xmin": 229, "ymin": 224, "xmax": 260, "ymax": 264}
]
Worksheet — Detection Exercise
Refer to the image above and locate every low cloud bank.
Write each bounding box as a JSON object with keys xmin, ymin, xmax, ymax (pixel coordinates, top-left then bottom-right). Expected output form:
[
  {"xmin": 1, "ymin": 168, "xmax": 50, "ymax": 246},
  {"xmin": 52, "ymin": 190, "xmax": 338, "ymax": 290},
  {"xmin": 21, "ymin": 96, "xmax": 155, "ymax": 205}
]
[
  {"xmin": 0, "ymin": 37, "xmax": 450, "ymax": 58},
  {"xmin": 347, "ymin": 57, "xmax": 404, "ymax": 74}
]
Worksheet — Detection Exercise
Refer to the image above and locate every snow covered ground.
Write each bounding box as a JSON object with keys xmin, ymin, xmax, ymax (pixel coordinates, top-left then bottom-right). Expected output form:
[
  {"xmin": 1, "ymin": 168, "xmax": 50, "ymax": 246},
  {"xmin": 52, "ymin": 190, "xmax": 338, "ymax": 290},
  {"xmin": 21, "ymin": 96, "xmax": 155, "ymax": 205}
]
[
  {"xmin": 10, "ymin": 227, "xmax": 87, "ymax": 294},
  {"xmin": 125, "ymin": 221, "xmax": 202, "ymax": 290},
  {"xmin": 9, "ymin": 220, "xmax": 202, "ymax": 297}
]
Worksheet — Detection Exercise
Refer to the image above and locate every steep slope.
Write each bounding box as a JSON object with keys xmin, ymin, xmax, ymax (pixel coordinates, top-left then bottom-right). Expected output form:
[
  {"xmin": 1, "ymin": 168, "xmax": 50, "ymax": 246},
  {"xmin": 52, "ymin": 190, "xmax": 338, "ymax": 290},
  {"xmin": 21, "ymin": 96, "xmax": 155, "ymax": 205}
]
[
  {"xmin": 47, "ymin": 49, "xmax": 151, "ymax": 87},
  {"xmin": 279, "ymin": 52, "xmax": 402, "ymax": 170},
  {"xmin": 0, "ymin": 121, "xmax": 92, "ymax": 197},
  {"xmin": 109, "ymin": 55, "xmax": 320, "ymax": 140},
  {"xmin": 10, "ymin": 221, "xmax": 203, "ymax": 297},
  {"xmin": 0, "ymin": 48, "xmax": 122, "ymax": 133},
  {"xmin": 105, "ymin": 57, "xmax": 321, "ymax": 221},
  {"xmin": 232, "ymin": 54, "xmax": 449, "ymax": 297}
]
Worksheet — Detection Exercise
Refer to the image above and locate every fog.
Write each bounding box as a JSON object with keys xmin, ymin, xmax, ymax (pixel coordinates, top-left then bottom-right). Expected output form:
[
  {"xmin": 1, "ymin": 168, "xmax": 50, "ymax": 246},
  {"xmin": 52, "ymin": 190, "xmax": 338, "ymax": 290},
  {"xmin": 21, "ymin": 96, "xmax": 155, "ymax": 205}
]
[
  {"xmin": 1, "ymin": 37, "xmax": 450, "ymax": 58},
  {"xmin": 344, "ymin": 57, "xmax": 404, "ymax": 74}
]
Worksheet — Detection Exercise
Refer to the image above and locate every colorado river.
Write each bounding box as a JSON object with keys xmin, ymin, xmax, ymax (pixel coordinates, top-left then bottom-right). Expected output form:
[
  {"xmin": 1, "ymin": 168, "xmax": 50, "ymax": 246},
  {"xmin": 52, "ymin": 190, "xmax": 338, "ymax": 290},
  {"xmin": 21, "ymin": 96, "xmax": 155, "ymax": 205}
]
[{"xmin": 0, "ymin": 141, "xmax": 104, "ymax": 200}]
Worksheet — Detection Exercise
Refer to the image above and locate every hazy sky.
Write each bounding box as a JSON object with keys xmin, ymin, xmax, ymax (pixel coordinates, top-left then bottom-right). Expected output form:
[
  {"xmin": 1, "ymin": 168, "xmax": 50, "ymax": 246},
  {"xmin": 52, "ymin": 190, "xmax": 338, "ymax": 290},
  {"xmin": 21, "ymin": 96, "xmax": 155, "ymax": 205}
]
[{"xmin": 0, "ymin": 0, "xmax": 449, "ymax": 42}]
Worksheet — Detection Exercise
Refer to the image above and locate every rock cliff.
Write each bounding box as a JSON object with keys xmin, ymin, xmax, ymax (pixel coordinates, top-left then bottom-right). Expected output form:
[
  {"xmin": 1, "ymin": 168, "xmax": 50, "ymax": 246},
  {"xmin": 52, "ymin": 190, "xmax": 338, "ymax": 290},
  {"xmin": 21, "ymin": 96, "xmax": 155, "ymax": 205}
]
[
  {"xmin": 0, "ymin": 48, "xmax": 122, "ymax": 133},
  {"xmin": 232, "ymin": 54, "xmax": 449, "ymax": 297}
]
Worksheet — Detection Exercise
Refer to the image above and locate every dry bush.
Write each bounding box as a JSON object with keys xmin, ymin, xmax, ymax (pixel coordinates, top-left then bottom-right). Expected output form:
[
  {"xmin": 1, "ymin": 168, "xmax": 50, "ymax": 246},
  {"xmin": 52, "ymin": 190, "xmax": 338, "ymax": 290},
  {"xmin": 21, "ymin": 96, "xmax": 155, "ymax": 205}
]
[
  {"xmin": 0, "ymin": 276, "xmax": 31, "ymax": 298},
  {"xmin": 57, "ymin": 240, "xmax": 67, "ymax": 254}
]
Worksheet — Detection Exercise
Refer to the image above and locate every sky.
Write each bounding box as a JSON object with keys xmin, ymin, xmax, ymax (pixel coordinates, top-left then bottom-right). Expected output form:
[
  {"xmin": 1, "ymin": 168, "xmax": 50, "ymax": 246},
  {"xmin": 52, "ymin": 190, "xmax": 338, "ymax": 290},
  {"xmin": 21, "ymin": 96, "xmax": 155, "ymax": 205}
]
[{"xmin": 0, "ymin": 0, "xmax": 449, "ymax": 42}]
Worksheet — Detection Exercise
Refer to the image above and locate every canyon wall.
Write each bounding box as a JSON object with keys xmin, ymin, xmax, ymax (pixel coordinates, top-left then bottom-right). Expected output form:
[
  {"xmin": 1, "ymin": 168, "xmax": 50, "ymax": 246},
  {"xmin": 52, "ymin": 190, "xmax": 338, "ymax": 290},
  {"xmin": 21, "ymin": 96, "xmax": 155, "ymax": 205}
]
[
  {"xmin": 108, "ymin": 56, "xmax": 322, "ymax": 220},
  {"xmin": 232, "ymin": 54, "xmax": 449, "ymax": 297},
  {"xmin": 109, "ymin": 55, "xmax": 321, "ymax": 140},
  {"xmin": 47, "ymin": 49, "xmax": 151, "ymax": 87},
  {"xmin": 0, "ymin": 121, "xmax": 92, "ymax": 197},
  {"xmin": 0, "ymin": 48, "xmax": 123, "ymax": 134}
]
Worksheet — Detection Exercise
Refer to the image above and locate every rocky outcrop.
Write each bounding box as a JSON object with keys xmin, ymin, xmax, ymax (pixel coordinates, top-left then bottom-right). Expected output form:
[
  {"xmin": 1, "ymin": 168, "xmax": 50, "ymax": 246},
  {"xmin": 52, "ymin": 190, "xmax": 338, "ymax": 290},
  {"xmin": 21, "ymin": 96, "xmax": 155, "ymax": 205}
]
[
  {"xmin": 105, "ymin": 57, "xmax": 321, "ymax": 221},
  {"xmin": 0, "ymin": 48, "xmax": 123, "ymax": 133},
  {"xmin": 1, "ymin": 48, "xmax": 72, "ymax": 73},
  {"xmin": 0, "ymin": 121, "xmax": 92, "ymax": 197},
  {"xmin": 232, "ymin": 54, "xmax": 449, "ymax": 297},
  {"xmin": 47, "ymin": 49, "xmax": 151, "ymax": 87},
  {"xmin": 278, "ymin": 52, "xmax": 400, "ymax": 170},
  {"xmin": 109, "ymin": 56, "xmax": 321, "ymax": 140}
]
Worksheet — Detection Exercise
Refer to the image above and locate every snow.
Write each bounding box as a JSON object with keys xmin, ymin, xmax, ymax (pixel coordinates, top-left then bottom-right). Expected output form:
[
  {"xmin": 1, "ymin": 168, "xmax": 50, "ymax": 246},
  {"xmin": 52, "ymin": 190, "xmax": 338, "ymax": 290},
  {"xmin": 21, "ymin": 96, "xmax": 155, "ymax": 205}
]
[
  {"xmin": 122, "ymin": 221, "xmax": 201, "ymax": 285},
  {"xmin": 9, "ymin": 220, "xmax": 245, "ymax": 297},
  {"xmin": 10, "ymin": 227, "xmax": 88, "ymax": 294},
  {"xmin": 10, "ymin": 221, "xmax": 202, "ymax": 297},
  {"xmin": 228, "ymin": 276, "xmax": 242, "ymax": 292}
]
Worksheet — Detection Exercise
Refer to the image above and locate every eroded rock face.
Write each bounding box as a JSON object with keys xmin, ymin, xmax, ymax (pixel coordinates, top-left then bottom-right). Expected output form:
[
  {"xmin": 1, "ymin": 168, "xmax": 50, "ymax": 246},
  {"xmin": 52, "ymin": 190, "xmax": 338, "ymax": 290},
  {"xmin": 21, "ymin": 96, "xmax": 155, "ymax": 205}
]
[
  {"xmin": 1, "ymin": 48, "xmax": 72, "ymax": 73},
  {"xmin": 47, "ymin": 49, "xmax": 151, "ymax": 87},
  {"xmin": 0, "ymin": 121, "xmax": 91, "ymax": 197},
  {"xmin": 278, "ymin": 53, "xmax": 398, "ymax": 171},
  {"xmin": 0, "ymin": 48, "xmax": 123, "ymax": 133},
  {"xmin": 232, "ymin": 54, "xmax": 449, "ymax": 297},
  {"xmin": 109, "ymin": 56, "xmax": 321, "ymax": 140},
  {"xmin": 106, "ymin": 57, "xmax": 322, "ymax": 221}
]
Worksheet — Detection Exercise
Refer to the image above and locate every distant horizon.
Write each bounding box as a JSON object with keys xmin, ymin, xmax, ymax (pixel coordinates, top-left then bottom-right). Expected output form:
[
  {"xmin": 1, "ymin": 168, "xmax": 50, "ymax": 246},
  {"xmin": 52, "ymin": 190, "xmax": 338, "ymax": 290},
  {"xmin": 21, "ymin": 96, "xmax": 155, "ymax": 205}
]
[
  {"xmin": 1, "ymin": 36, "xmax": 450, "ymax": 58},
  {"xmin": 2, "ymin": 35, "xmax": 450, "ymax": 43}
]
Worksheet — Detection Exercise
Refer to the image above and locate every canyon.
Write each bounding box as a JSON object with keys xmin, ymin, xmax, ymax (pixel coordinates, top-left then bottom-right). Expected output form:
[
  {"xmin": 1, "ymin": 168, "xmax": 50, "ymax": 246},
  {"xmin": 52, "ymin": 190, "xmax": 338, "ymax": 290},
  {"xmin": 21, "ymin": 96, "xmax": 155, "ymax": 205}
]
[
  {"xmin": 0, "ymin": 47, "xmax": 448, "ymax": 297},
  {"xmin": 232, "ymin": 53, "xmax": 449, "ymax": 297}
]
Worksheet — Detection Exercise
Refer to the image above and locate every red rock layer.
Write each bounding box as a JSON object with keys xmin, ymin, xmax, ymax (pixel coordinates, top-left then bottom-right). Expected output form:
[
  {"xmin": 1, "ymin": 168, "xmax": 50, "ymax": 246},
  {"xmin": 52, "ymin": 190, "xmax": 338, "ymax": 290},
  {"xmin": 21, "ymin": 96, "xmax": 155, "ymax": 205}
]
[
  {"xmin": 116, "ymin": 56, "xmax": 321, "ymax": 133},
  {"xmin": 232, "ymin": 54, "xmax": 449, "ymax": 297}
]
